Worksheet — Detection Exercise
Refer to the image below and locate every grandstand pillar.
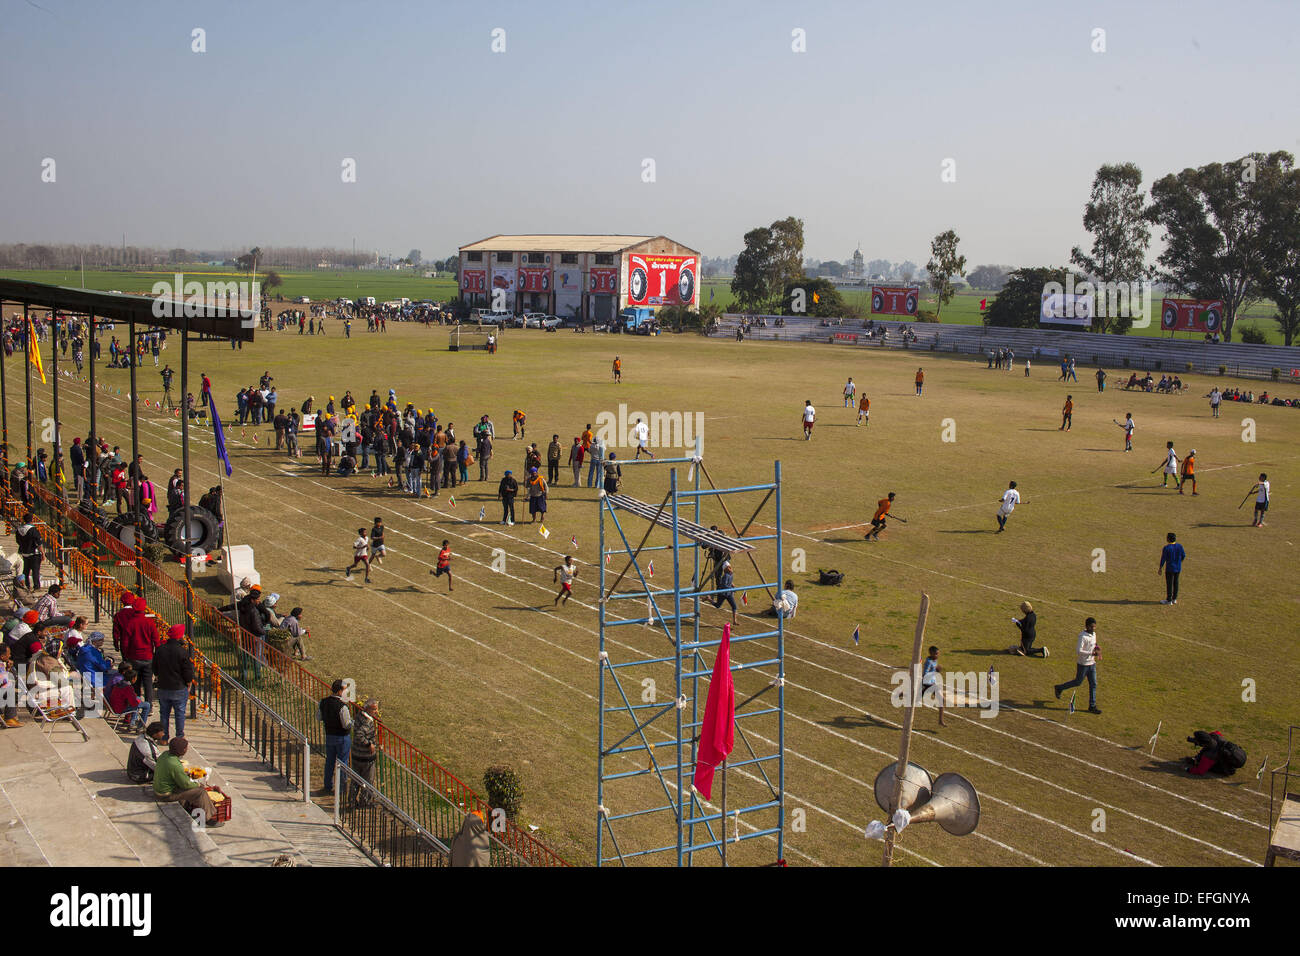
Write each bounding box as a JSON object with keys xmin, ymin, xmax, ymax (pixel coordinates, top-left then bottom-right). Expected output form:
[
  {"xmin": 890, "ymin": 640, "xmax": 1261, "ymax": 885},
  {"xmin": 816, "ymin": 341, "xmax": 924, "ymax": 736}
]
[
  {"xmin": 23, "ymin": 303, "xmax": 32, "ymax": 465},
  {"xmin": 88, "ymin": 310, "xmax": 97, "ymax": 448},
  {"xmin": 1, "ymin": 305, "xmax": 8, "ymax": 476},
  {"xmin": 128, "ymin": 317, "xmax": 143, "ymax": 594}
]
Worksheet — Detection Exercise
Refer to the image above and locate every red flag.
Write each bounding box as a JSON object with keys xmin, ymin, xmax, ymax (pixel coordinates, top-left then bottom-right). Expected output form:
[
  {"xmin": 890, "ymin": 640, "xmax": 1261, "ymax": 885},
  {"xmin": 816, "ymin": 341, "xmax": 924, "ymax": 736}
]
[
  {"xmin": 979, "ymin": 298, "xmax": 987, "ymax": 311},
  {"xmin": 693, "ymin": 623, "xmax": 735, "ymax": 800}
]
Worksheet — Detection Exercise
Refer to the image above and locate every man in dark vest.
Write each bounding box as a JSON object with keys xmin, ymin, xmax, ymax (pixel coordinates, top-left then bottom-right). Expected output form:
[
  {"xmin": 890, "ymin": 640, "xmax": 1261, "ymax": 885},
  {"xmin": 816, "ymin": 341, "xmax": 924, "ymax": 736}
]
[{"xmin": 318, "ymin": 679, "xmax": 353, "ymax": 795}]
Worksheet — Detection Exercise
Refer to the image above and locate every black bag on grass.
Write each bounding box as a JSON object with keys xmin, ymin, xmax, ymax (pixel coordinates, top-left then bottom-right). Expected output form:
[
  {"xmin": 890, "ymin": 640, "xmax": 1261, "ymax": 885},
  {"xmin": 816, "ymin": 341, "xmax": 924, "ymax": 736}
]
[{"xmin": 818, "ymin": 569, "xmax": 844, "ymax": 586}]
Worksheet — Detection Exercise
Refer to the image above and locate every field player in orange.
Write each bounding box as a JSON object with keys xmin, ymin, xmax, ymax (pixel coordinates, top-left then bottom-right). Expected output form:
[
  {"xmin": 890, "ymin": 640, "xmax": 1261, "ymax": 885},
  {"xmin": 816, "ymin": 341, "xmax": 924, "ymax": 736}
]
[
  {"xmin": 1179, "ymin": 449, "xmax": 1197, "ymax": 495},
  {"xmin": 865, "ymin": 492, "xmax": 906, "ymax": 541},
  {"xmin": 1060, "ymin": 395, "xmax": 1073, "ymax": 431},
  {"xmin": 857, "ymin": 393, "xmax": 870, "ymax": 426},
  {"xmin": 612, "ymin": 356, "xmax": 622, "ymax": 383}
]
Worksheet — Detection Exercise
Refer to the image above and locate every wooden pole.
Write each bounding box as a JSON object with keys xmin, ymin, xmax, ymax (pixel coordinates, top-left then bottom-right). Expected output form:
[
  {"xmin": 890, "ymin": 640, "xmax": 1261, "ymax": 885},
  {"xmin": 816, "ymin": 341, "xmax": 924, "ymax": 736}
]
[{"xmin": 883, "ymin": 592, "xmax": 929, "ymax": 867}]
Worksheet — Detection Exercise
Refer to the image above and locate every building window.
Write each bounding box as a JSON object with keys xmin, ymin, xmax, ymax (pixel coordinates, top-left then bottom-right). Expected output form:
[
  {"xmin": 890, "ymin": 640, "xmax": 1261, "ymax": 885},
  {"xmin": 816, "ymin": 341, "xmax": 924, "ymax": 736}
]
[
  {"xmin": 595, "ymin": 253, "xmax": 614, "ymax": 265},
  {"xmin": 466, "ymin": 251, "xmax": 483, "ymax": 262},
  {"xmin": 496, "ymin": 252, "xmax": 514, "ymax": 263},
  {"xmin": 560, "ymin": 253, "xmax": 578, "ymax": 264},
  {"xmin": 526, "ymin": 253, "xmax": 547, "ymax": 264}
]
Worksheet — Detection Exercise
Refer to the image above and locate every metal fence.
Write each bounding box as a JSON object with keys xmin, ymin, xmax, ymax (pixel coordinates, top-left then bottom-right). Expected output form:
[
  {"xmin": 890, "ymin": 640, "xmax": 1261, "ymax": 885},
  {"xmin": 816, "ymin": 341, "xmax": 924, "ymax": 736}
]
[
  {"xmin": 3, "ymin": 467, "xmax": 566, "ymax": 866},
  {"xmin": 334, "ymin": 764, "xmax": 450, "ymax": 867}
]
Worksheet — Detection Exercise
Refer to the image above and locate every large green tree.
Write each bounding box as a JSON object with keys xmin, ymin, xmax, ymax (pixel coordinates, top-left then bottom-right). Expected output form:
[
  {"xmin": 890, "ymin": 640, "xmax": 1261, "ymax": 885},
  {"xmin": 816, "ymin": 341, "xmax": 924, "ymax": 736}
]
[
  {"xmin": 984, "ymin": 267, "xmax": 1068, "ymax": 328},
  {"xmin": 782, "ymin": 276, "xmax": 846, "ymax": 317},
  {"xmin": 1071, "ymin": 162, "xmax": 1150, "ymax": 334},
  {"xmin": 1256, "ymin": 163, "xmax": 1300, "ymax": 346},
  {"xmin": 731, "ymin": 226, "xmax": 774, "ymax": 312},
  {"xmin": 925, "ymin": 230, "xmax": 965, "ymax": 318},
  {"xmin": 1146, "ymin": 151, "xmax": 1293, "ymax": 342}
]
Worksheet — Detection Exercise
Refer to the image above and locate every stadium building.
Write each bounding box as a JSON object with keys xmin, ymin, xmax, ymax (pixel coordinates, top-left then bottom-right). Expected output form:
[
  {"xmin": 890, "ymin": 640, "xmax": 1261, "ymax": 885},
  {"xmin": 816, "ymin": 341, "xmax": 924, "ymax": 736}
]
[{"xmin": 457, "ymin": 234, "xmax": 701, "ymax": 322}]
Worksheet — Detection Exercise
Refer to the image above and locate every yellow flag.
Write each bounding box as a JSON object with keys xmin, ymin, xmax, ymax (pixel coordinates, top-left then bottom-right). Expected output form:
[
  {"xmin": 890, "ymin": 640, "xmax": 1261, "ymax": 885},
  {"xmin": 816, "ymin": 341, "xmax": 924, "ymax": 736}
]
[
  {"xmin": 813, "ymin": 292, "xmax": 820, "ymax": 303},
  {"xmin": 27, "ymin": 319, "xmax": 46, "ymax": 384}
]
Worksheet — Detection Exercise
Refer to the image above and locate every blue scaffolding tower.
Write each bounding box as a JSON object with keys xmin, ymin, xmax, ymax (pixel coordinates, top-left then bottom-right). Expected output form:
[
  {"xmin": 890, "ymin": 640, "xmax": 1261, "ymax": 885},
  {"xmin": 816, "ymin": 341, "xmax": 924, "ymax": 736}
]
[{"xmin": 596, "ymin": 447, "xmax": 784, "ymax": 866}]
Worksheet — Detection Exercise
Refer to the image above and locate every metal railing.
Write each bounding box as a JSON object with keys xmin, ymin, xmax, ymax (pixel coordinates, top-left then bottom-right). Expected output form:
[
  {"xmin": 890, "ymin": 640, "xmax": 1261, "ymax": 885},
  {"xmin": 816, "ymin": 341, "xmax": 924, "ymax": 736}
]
[
  {"xmin": 2, "ymin": 465, "xmax": 566, "ymax": 866},
  {"xmin": 334, "ymin": 764, "xmax": 450, "ymax": 867},
  {"xmin": 192, "ymin": 659, "xmax": 310, "ymax": 800}
]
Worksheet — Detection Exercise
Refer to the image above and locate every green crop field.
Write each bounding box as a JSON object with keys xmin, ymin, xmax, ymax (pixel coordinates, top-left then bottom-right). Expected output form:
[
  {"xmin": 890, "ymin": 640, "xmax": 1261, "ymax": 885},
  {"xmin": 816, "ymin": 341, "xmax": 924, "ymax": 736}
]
[{"xmin": 6, "ymin": 308, "xmax": 1294, "ymax": 866}]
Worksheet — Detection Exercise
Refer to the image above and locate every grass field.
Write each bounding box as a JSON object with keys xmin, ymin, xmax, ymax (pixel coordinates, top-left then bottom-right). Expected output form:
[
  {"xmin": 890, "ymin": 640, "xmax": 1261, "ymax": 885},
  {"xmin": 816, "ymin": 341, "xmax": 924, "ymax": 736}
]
[{"xmin": 5, "ymin": 311, "xmax": 1297, "ymax": 866}]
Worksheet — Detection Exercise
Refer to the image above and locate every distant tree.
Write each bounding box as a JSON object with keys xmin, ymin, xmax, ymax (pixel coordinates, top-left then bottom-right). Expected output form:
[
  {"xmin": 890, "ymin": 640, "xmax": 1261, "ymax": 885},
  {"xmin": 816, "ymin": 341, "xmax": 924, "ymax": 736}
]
[
  {"xmin": 768, "ymin": 217, "xmax": 806, "ymax": 303},
  {"xmin": 867, "ymin": 258, "xmax": 892, "ymax": 278},
  {"xmin": 732, "ymin": 226, "xmax": 776, "ymax": 312},
  {"xmin": 263, "ymin": 270, "xmax": 283, "ymax": 292},
  {"xmin": 408, "ymin": 249, "xmax": 422, "ymax": 267},
  {"xmin": 1237, "ymin": 324, "xmax": 1268, "ymax": 344},
  {"xmin": 1147, "ymin": 151, "xmax": 1293, "ymax": 342},
  {"xmin": 966, "ymin": 264, "xmax": 1010, "ymax": 291},
  {"xmin": 984, "ymin": 267, "xmax": 1069, "ymax": 328},
  {"xmin": 820, "ymin": 260, "xmax": 844, "ymax": 278},
  {"xmin": 925, "ymin": 230, "xmax": 966, "ymax": 318},
  {"xmin": 1070, "ymin": 163, "xmax": 1150, "ymax": 334},
  {"xmin": 782, "ymin": 276, "xmax": 846, "ymax": 317},
  {"xmin": 1256, "ymin": 163, "xmax": 1300, "ymax": 346},
  {"xmin": 898, "ymin": 260, "xmax": 918, "ymax": 283}
]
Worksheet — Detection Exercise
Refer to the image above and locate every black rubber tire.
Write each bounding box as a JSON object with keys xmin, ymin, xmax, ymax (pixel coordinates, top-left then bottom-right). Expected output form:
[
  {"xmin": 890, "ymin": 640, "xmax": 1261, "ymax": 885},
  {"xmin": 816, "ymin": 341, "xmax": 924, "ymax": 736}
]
[{"xmin": 164, "ymin": 506, "xmax": 219, "ymax": 553}]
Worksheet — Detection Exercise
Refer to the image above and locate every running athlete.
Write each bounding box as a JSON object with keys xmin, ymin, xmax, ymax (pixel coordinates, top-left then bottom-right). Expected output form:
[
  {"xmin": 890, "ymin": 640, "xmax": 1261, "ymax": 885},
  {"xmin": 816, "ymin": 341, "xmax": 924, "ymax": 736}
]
[
  {"xmin": 633, "ymin": 418, "xmax": 654, "ymax": 459},
  {"xmin": 1060, "ymin": 395, "xmax": 1073, "ymax": 431},
  {"xmin": 996, "ymin": 481, "xmax": 1020, "ymax": 533},
  {"xmin": 370, "ymin": 517, "xmax": 386, "ymax": 565},
  {"xmin": 553, "ymin": 556, "xmax": 578, "ymax": 607},
  {"xmin": 857, "ymin": 394, "xmax": 870, "ymax": 426},
  {"xmin": 432, "ymin": 540, "xmax": 454, "ymax": 591},
  {"xmin": 344, "ymin": 528, "xmax": 371, "ymax": 583},
  {"xmin": 1179, "ymin": 450, "xmax": 1197, "ymax": 496},
  {"xmin": 843, "ymin": 378, "xmax": 856, "ymax": 408},
  {"xmin": 1159, "ymin": 441, "xmax": 1179, "ymax": 488},
  {"xmin": 1115, "ymin": 413, "xmax": 1134, "ymax": 452},
  {"xmin": 802, "ymin": 400, "xmax": 816, "ymax": 440},
  {"xmin": 865, "ymin": 492, "xmax": 897, "ymax": 541}
]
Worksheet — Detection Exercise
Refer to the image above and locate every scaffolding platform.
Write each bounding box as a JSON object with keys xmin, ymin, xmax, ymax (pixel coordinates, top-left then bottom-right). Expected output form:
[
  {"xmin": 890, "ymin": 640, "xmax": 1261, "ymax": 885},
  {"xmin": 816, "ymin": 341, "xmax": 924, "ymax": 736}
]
[{"xmin": 604, "ymin": 494, "xmax": 755, "ymax": 553}]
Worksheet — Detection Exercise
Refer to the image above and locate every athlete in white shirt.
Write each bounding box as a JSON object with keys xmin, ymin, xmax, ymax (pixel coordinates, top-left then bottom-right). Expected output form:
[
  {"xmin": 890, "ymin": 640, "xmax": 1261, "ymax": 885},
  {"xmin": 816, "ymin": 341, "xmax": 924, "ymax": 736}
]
[
  {"xmin": 1250, "ymin": 472, "xmax": 1271, "ymax": 527},
  {"xmin": 996, "ymin": 481, "xmax": 1021, "ymax": 533},
  {"xmin": 633, "ymin": 419, "xmax": 654, "ymax": 460},
  {"xmin": 1160, "ymin": 441, "xmax": 1179, "ymax": 488},
  {"xmin": 843, "ymin": 378, "xmax": 856, "ymax": 407},
  {"xmin": 802, "ymin": 401, "xmax": 816, "ymax": 440}
]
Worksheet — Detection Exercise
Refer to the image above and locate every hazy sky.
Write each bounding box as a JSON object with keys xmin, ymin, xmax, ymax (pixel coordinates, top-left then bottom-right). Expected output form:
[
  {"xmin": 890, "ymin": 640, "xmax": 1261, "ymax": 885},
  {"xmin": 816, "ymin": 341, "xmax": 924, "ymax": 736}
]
[{"xmin": 2, "ymin": 0, "xmax": 1298, "ymax": 267}]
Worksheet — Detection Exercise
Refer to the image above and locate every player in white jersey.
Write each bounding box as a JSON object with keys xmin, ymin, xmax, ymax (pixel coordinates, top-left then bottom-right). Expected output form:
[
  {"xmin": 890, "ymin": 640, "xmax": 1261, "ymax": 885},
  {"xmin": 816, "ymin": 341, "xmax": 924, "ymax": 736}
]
[
  {"xmin": 996, "ymin": 481, "xmax": 1020, "ymax": 533},
  {"xmin": 553, "ymin": 556, "xmax": 579, "ymax": 607},
  {"xmin": 1249, "ymin": 473, "xmax": 1271, "ymax": 527},
  {"xmin": 802, "ymin": 400, "xmax": 816, "ymax": 439},
  {"xmin": 1158, "ymin": 441, "xmax": 1179, "ymax": 488}
]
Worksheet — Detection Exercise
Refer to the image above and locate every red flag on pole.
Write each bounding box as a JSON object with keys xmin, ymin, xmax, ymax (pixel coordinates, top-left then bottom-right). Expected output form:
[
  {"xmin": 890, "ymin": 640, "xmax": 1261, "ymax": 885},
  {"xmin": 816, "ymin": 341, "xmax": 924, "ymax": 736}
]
[{"xmin": 692, "ymin": 623, "xmax": 735, "ymax": 801}]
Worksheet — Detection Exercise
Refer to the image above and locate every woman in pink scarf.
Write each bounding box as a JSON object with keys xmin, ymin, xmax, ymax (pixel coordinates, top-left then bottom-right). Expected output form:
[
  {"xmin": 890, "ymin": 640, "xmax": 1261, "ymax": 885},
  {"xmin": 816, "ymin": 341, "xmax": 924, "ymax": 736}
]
[{"xmin": 138, "ymin": 475, "xmax": 159, "ymax": 522}]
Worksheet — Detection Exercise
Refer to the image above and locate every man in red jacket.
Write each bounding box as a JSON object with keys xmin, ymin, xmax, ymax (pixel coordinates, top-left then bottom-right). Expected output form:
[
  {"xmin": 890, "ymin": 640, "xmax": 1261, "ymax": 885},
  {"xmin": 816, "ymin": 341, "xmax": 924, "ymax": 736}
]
[
  {"xmin": 120, "ymin": 597, "xmax": 161, "ymax": 709},
  {"xmin": 111, "ymin": 592, "xmax": 136, "ymax": 653}
]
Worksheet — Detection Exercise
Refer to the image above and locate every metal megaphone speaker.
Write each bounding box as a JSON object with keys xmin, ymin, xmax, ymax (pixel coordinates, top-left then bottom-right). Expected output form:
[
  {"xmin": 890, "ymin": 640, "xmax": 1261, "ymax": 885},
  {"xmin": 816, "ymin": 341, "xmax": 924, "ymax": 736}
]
[
  {"xmin": 874, "ymin": 761, "xmax": 932, "ymax": 814},
  {"xmin": 905, "ymin": 772, "xmax": 981, "ymax": 836}
]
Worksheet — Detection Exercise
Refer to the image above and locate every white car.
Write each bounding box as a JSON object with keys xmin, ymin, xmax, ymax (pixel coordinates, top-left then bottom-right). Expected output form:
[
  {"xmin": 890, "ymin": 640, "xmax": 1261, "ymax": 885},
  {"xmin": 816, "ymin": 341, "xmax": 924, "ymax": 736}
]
[
  {"xmin": 540, "ymin": 315, "xmax": 563, "ymax": 329},
  {"xmin": 523, "ymin": 312, "xmax": 547, "ymax": 328},
  {"xmin": 297, "ymin": 296, "xmax": 311, "ymax": 304}
]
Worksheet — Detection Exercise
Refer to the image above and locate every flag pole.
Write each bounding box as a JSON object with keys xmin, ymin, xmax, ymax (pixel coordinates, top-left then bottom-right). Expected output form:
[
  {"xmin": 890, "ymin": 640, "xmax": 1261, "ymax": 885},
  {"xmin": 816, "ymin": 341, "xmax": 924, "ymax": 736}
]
[
  {"xmin": 884, "ymin": 592, "xmax": 930, "ymax": 867},
  {"xmin": 720, "ymin": 757, "xmax": 728, "ymax": 867}
]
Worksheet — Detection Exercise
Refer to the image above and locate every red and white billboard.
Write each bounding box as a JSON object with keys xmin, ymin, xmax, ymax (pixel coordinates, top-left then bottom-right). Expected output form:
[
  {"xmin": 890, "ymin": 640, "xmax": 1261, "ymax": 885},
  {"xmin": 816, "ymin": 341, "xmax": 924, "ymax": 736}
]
[
  {"xmin": 589, "ymin": 268, "xmax": 618, "ymax": 293},
  {"xmin": 626, "ymin": 254, "xmax": 697, "ymax": 306},
  {"xmin": 870, "ymin": 285, "xmax": 920, "ymax": 316},
  {"xmin": 461, "ymin": 270, "xmax": 486, "ymax": 293},
  {"xmin": 1160, "ymin": 298, "xmax": 1223, "ymax": 333},
  {"xmin": 518, "ymin": 267, "xmax": 551, "ymax": 293}
]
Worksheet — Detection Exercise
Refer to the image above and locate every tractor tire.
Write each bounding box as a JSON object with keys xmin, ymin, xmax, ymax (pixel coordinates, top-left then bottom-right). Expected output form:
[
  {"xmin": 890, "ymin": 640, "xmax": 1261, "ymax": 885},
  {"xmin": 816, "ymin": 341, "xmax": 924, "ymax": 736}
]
[{"xmin": 164, "ymin": 506, "xmax": 219, "ymax": 554}]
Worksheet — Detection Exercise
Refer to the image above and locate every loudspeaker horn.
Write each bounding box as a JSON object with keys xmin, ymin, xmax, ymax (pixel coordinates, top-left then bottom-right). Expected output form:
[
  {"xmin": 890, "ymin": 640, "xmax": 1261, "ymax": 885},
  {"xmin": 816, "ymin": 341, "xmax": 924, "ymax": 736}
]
[
  {"xmin": 905, "ymin": 772, "xmax": 981, "ymax": 836},
  {"xmin": 873, "ymin": 761, "xmax": 933, "ymax": 814}
]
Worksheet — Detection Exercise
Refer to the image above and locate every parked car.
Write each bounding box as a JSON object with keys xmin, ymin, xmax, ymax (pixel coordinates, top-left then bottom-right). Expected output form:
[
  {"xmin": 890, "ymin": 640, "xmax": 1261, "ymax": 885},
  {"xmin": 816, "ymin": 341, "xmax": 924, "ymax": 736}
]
[
  {"xmin": 297, "ymin": 296, "xmax": 311, "ymax": 304},
  {"xmin": 540, "ymin": 315, "xmax": 564, "ymax": 330}
]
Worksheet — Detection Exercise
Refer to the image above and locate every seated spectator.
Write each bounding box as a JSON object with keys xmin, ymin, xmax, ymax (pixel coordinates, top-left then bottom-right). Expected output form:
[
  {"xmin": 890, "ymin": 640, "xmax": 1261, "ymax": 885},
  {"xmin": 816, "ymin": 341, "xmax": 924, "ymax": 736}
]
[
  {"xmin": 107, "ymin": 664, "xmax": 149, "ymax": 730},
  {"xmin": 34, "ymin": 583, "xmax": 62, "ymax": 621},
  {"xmin": 1172, "ymin": 376, "xmax": 1183, "ymax": 391},
  {"xmin": 152, "ymin": 737, "xmax": 221, "ymax": 826},
  {"xmin": 1125, "ymin": 373, "xmax": 1139, "ymax": 389},
  {"xmin": 75, "ymin": 631, "xmax": 113, "ymax": 687},
  {"xmin": 127, "ymin": 722, "xmax": 168, "ymax": 783},
  {"xmin": 0, "ymin": 646, "xmax": 20, "ymax": 728},
  {"xmin": 336, "ymin": 453, "xmax": 356, "ymax": 477},
  {"xmin": 773, "ymin": 579, "xmax": 799, "ymax": 619},
  {"xmin": 1259, "ymin": 391, "xmax": 1269, "ymax": 404}
]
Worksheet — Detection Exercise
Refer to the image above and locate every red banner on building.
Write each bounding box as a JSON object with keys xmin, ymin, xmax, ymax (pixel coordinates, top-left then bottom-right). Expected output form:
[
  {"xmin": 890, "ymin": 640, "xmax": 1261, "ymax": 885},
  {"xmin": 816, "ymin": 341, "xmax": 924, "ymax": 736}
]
[
  {"xmin": 626, "ymin": 254, "xmax": 697, "ymax": 306},
  {"xmin": 589, "ymin": 268, "xmax": 618, "ymax": 293},
  {"xmin": 518, "ymin": 267, "xmax": 551, "ymax": 293},
  {"xmin": 1160, "ymin": 298, "xmax": 1223, "ymax": 333},
  {"xmin": 870, "ymin": 285, "xmax": 920, "ymax": 316},
  {"xmin": 461, "ymin": 270, "xmax": 486, "ymax": 293}
]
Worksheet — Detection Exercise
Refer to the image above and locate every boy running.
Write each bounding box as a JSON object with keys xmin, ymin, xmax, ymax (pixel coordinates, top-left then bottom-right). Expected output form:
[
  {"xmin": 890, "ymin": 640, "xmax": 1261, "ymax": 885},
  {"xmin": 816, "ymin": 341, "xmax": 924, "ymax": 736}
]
[
  {"xmin": 345, "ymin": 528, "xmax": 371, "ymax": 583},
  {"xmin": 922, "ymin": 645, "xmax": 946, "ymax": 727},
  {"xmin": 1179, "ymin": 449, "xmax": 1197, "ymax": 496},
  {"xmin": 432, "ymin": 540, "xmax": 454, "ymax": 591},
  {"xmin": 633, "ymin": 418, "xmax": 654, "ymax": 459},
  {"xmin": 802, "ymin": 400, "xmax": 816, "ymax": 439},
  {"xmin": 370, "ymin": 517, "xmax": 386, "ymax": 565},
  {"xmin": 865, "ymin": 492, "xmax": 896, "ymax": 541},
  {"xmin": 843, "ymin": 378, "xmax": 856, "ymax": 408},
  {"xmin": 553, "ymin": 556, "xmax": 578, "ymax": 607},
  {"xmin": 996, "ymin": 480, "xmax": 1020, "ymax": 533},
  {"xmin": 1249, "ymin": 473, "xmax": 1270, "ymax": 527},
  {"xmin": 1060, "ymin": 395, "xmax": 1073, "ymax": 431},
  {"xmin": 857, "ymin": 394, "xmax": 870, "ymax": 426}
]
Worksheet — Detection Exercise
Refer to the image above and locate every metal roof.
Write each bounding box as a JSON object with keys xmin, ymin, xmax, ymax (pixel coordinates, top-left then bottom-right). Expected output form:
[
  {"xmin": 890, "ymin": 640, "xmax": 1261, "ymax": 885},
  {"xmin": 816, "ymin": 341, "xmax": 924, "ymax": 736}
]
[
  {"xmin": 460, "ymin": 235, "xmax": 656, "ymax": 254},
  {"xmin": 0, "ymin": 279, "xmax": 256, "ymax": 341}
]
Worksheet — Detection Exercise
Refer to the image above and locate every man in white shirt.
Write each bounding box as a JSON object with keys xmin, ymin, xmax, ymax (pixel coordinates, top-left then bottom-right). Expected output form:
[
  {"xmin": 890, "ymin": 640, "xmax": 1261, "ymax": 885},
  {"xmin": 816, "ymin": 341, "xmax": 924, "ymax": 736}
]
[
  {"xmin": 1160, "ymin": 441, "xmax": 1179, "ymax": 489},
  {"xmin": 1054, "ymin": 617, "xmax": 1101, "ymax": 714},
  {"xmin": 1251, "ymin": 472, "xmax": 1271, "ymax": 527},
  {"xmin": 843, "ymin": 378, "xmax": 856, "ymax": 408},
  {"xmin": 774, "ymin": 579, "xmax": 799, "ymax": 619},
  {"xmin": 802, "ymin": 401, "xmax": 816, "ymax": 440},
  {"xmin": 633, "ymin": 419, "xmax": 654, "ymax": 460},
  {"xmin": 995, "ymin": 481, "xmax": 1020, "ymax": 533}
]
